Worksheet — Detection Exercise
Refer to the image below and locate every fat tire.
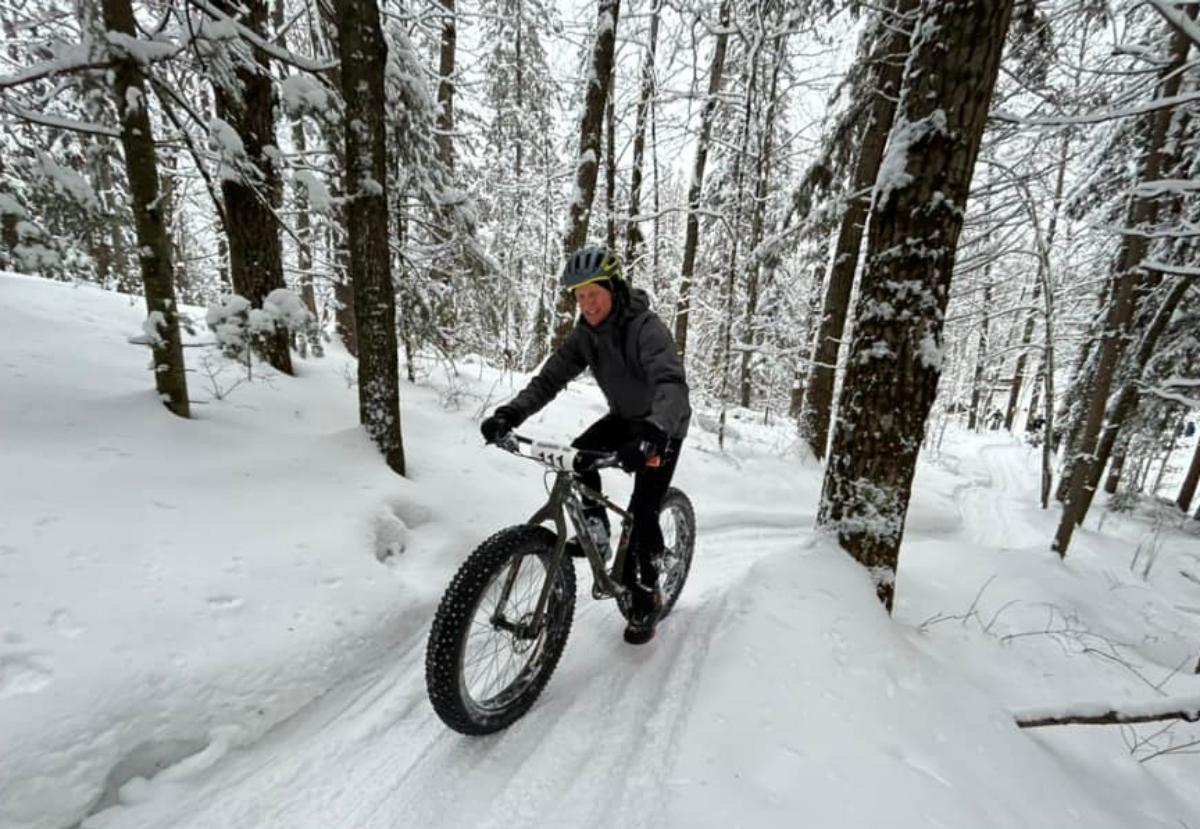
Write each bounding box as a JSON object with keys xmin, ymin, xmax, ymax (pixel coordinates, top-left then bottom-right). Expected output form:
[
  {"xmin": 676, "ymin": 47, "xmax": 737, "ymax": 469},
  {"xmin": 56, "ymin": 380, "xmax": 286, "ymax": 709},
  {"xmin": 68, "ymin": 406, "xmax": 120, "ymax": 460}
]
[
  {"xmin": 425, "ymin": 525, "xmax": 575, "ymax": 735},
  {"xmin": 622, "ymin": 487, "xmax": 696, "ymax": 622}
]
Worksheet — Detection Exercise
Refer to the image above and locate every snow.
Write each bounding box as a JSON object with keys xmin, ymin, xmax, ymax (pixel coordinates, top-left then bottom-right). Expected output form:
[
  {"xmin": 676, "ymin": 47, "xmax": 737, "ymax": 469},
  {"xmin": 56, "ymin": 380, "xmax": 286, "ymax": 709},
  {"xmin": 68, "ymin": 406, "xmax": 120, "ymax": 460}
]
[
  {"xmin": 208, "ymin": 118, "xmax": 247, "ymax": 184},
  {"xmin": 874, "ymin": 109, "xmax": 949, "ymax": 209},
  {"xmin": 0, "ymin": 193, "xmax": 25, "ymax": 217},
  {"xmin": 293, "ymin": 171, "xmax": 334, "ymax": 211},
  {"xmin": 36, "ymin": 152, "xmax": 100, "ymax": 210},
  {"xmin": 3, "ymin": 274, "xmax": 1200, "ymax": 829},
  {"xmin": 279, "ymin": 75, "xmax": 331, "ymax": 118},
  {"xmin": 104, "ymin": 32, "xmax": 177, "ymax": 66}
]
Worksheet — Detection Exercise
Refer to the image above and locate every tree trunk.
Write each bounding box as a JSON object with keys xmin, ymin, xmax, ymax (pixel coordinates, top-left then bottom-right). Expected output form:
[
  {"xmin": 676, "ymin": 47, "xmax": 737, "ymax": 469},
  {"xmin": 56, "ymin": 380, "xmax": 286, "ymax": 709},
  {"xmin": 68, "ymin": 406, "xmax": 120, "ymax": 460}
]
[
  {"xmin": 1027, "ymin": 358, "xmax": 1044, "ymax": 428},
  {"xmin": 1078, "ymin": 277, "xmax": 1194, "ymax": 514},
  {"xmin": 674, "ymin": 0, "xmax": 731, "ymax": 358},
  {"xmin": 291, "ymin": 117, "xmax": 321, "ymax": 356},
  {"xmin": 717, "ymin": 19, "xmax": 769, "ymax": 448},
  {"xmin": 1178, "ymin": 438, "xmax": 1200, "ymax": 514},
  {"xmin": 212, "ymin": 0, "xmax": 292, "ymax": 375},
  {"xmin": 800, "ymin": 0, "xmax": 918, "ymax": 459},
  {"xmin": 605, "ymin": 74, "xmax": 617, "ymax": 251},
  {"xmin": 967, "ymin": 275, "xmax": 992, "ymax": 432},
  {"xmin": 1005, "ymin": 59, "xmax": 1076, "ymax": 433},
  {"xmin": 818, "ymin": 0, "xmax": 1014, "ymax": 612},
  {"xmin": 791, "ymin": 238, "xmax": 830, "ymax": 421},
  {"xmin": 552, "ymin": 0, "xmax": 621, "ymax": 348},
  {"xmin": 1151, "ymin": 415, "xmax": 1183, "ymax": 497},
  {"xmin": 1054, "ymin": 332, "xmax": 1097, "ymax": 462},
  {"xmin": 87, "ymin": 144, "xmax": 114, "ymax": 286},
  {"xmin": 336, "ymin": 0, "xmax": 405, "ymax": 474},
  {"xmin": 1053, "ymin": 15, "xmax": 1195, "ymax": 555},
  {"xmin": 739, "ymin": 25, "xmax": 787, "ymax": 410},
  {"xmin": 436, "ymin": 0, "xmax": 456, "ymax": 172},
  {"xmin": 427, "ymin": 0, "xmax": 460, "ymax": 339},
  {"xmin": 100, "ymin": 0, "xmax": 191, "ymax": 418},
  {"xmin": 624, "ymin": 0, "xmax": 660, "ymax": 277},
  {"xmin": 1104, "ymin": 435, "xmax": 1129, "ymax": 495}
]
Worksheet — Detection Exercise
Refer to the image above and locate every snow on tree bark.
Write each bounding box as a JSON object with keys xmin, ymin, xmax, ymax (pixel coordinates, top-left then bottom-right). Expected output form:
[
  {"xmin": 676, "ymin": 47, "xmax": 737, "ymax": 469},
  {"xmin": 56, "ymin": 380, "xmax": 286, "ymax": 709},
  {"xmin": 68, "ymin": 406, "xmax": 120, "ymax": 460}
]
[
  {"xmin": 623, "ymin": 0, "xmax": 660, "ymax": 279},
  {"xmin": 738, "ymin": 19, "xmax": 789, "ymax": 411},
  {"xmin": 211, "ymin": 0, "xmax": 293, "ymax": 376},
  {"xmin": 99, "ymin": 0, "xmax": 191, "ymax": 418},
  {"xmin": 674, "ymin": 0, "xmax": 730, "ymax": 359},
  {"xmin": 1077, "ymin": 277, "xmax": 1194, "ymax": 516},
  {"xmin": 1053, "ymin": 13, "xmax": 1196, "ymax": 556},
  {"xmin": 335, "ymin": 0, "xmax": 404, "ymax": 475},
  {"xmin": 818, "ymin": 0, "xmax": 1014, "ymax": 612},
  {"xmin": 800, "ymin": 0, "xmax": 919, "ymax": 460}
]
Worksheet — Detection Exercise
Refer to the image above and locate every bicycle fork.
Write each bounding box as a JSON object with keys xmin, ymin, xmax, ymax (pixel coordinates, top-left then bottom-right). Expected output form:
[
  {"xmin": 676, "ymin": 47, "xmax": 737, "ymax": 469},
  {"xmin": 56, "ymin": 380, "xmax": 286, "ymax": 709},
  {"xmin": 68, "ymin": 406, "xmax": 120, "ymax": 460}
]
[{"xmin": 491, "ymin": 472, "xmax": 631, "ymax": 640}]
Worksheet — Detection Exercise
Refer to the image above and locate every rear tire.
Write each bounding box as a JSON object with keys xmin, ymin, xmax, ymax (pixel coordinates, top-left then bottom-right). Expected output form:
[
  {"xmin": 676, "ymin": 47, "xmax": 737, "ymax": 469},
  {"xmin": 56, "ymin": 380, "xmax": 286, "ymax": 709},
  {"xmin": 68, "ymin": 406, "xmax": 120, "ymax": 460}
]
[
  {"xmin": 620, "ymin": 487, "xmax": 695, "ymax": 622},
  {"xmin": 426, "ymin": 525, "xmax": 575, "ymax": 735}
]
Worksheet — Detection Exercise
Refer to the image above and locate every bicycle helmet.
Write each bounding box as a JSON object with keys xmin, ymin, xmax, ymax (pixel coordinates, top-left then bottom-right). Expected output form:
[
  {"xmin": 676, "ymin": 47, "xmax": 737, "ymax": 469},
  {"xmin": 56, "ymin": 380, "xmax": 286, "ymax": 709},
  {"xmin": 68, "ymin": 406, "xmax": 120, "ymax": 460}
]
[{"xmin": 560, "ymin": 245, "xmax": 624, "ymax": 292}]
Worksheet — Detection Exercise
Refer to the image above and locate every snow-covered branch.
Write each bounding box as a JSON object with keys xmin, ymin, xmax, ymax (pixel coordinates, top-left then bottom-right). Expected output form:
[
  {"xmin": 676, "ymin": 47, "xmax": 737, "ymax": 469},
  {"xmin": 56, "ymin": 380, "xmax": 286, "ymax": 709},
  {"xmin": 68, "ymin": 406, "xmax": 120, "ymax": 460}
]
[
  {"xmin": 1146, "ymin": 0, "xmax": 1200, "ymax": 49},
  {"xmin": 0, "ymin": 49, "xmax": 112, "ymax": 89},
  {"xmin": 1143, "ymin": 259, "xmax": 1200, "ymax": 277},
  {"xmin": 0, "ymin": 102, "xmax": 120, "ymax": 137},
  {"xmin": 185, "ymin": 0, "xmax": 338, "ymax": 73},
  {"xmin": 1014, "ymin": 696, "xmax": 1200, "ymax": 728},
  {"xmin": 992, "ymin": 91, "xmax": 1200, "ymax": 127}
]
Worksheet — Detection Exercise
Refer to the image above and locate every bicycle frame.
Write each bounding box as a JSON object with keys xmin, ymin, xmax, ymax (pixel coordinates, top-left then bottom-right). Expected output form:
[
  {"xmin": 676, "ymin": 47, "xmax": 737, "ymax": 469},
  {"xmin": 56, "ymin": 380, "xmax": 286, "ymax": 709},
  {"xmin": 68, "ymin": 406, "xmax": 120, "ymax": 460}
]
[{"xmin": 490, "ymin": 440, "xmax": 634, "ymax": 640}]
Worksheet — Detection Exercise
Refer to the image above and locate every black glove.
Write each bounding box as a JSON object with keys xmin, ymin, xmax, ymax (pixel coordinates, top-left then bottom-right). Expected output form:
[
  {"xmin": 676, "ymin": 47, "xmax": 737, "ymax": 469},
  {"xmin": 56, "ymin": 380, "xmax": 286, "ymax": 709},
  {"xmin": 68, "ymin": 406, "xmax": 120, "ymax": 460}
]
[
  {"xmin": 617, "ymin": 422, "xmax": 668, "ymax": 472},
  {"xmin": 481, "ymin": 406, "xmax": 520, "ymax": 444}
]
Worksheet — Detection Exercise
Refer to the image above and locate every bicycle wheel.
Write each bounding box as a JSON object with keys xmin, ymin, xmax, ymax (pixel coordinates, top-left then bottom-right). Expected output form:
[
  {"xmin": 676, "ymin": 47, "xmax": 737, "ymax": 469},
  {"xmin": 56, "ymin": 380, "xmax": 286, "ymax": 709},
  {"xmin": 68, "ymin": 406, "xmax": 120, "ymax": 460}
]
[
  {"xmin": 655, "ymin": 487, "xmax": 695, "ymax": 618},
  {"xmin": 626, "ymin": 487, "xmax": 695, "ymax": 621},
  {"xmin": 425, "ymin": 525, "xmax": 576, "ymax": 735}
]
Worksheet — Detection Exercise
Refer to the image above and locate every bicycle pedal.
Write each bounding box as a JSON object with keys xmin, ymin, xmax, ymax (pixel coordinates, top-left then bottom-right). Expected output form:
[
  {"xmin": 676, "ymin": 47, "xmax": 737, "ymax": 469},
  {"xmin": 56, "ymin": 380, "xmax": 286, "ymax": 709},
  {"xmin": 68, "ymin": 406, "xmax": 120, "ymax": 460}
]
[{"xmin": 592, "ymin": 583, "xmax": 613, "ymax": 600}]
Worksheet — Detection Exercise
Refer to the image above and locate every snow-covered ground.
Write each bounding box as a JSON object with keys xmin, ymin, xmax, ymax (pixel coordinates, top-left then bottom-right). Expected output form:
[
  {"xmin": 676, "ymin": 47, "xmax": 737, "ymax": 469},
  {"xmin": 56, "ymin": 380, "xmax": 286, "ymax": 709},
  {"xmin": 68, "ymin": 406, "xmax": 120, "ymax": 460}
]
[{"xmin": 2, "ymin": 272, "xmax": 1199, "ymax": 829}]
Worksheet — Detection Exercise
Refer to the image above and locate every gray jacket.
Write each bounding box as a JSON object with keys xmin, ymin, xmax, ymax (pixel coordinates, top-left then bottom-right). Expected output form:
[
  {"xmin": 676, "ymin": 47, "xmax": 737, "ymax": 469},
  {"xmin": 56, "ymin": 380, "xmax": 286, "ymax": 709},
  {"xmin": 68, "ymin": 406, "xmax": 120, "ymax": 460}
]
[{"xmin": 506, "ymin": 288, "xmax": 691, "ymax": 439}]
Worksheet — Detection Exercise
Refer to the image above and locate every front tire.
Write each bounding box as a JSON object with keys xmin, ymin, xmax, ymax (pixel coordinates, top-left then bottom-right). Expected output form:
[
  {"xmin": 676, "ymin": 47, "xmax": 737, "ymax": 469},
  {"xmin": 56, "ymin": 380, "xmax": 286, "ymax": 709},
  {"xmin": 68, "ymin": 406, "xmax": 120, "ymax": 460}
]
[{"xmin": 426, "ymin": 525, "xmax": 575, "ymax": 735}]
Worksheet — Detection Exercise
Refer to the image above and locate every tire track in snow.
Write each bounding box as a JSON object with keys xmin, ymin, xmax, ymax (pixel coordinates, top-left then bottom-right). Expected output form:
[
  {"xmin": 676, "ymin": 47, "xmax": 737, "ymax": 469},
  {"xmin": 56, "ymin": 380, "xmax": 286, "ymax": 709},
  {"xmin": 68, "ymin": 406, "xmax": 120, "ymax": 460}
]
[
  {"xmin": 953, "ymin": 442, "xmax": 1047, "ymax": 549},
  {"xmin": 89, "ymin": 526, "xmax": 798, "ymax": 829}
]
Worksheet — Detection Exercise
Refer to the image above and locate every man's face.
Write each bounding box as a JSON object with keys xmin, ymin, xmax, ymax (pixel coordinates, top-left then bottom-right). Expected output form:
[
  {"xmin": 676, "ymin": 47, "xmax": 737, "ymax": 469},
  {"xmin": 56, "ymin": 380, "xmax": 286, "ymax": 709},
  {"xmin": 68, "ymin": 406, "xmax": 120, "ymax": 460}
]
[{"xmin": 575, "ymin": 282, "xmax": 613, "ymax": 327}]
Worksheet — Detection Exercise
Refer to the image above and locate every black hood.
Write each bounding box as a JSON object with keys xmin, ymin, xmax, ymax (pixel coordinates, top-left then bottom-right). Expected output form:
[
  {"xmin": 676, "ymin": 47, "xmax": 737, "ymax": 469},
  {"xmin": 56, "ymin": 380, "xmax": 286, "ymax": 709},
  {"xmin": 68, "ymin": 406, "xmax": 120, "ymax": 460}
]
[{"xmin": 506, "ymin": 282, "xmax": 690, "ymax": 438}]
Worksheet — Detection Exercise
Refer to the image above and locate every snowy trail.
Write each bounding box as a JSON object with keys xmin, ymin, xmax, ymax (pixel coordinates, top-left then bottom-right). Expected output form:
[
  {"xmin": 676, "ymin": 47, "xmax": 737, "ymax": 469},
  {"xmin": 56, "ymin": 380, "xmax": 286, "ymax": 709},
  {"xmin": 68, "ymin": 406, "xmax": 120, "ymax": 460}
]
[
  {"xmin": 950, "ymin": 439, "xmax": 1048, "ymax": 549},
  {"xmin": 85, "ymin": 523, "xmax": 800, "ymax": 829},
  {"xmin": 10, "ymin": 276, "xmax": 1200, "ymax": 829}
]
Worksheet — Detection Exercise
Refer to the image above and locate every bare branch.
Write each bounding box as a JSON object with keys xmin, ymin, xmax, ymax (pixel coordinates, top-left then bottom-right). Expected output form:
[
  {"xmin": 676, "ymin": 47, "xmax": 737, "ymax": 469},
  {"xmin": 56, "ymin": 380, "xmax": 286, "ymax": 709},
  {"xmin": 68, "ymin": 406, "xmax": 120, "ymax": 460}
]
[{"xmin": 1015, "ymin": 698, "xmax": 1200, "ymax": 728}]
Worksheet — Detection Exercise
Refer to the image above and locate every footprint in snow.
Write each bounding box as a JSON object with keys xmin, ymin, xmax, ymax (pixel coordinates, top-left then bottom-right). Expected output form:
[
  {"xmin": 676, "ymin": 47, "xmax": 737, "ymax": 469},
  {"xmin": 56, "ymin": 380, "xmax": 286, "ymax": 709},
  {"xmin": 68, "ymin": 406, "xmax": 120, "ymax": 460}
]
[
  {"xmin": 49, "ymin": 609, "xmax": 86, "ymax": 638},
  {"xmin": 207, "ymin": 595, "xmax": 244, "ymax": 611},
  {"xmin": 0, "ymin": 652, "xmax": 53, "ymax": 698}
]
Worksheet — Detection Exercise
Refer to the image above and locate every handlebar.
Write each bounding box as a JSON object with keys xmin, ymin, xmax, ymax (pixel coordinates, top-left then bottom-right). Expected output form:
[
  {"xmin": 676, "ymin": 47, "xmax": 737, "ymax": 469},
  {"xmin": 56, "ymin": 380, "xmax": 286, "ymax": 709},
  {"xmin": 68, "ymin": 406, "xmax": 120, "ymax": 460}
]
[{"xmin": 492, "ymin": 432, "xmax": 621, "ymax": 472}]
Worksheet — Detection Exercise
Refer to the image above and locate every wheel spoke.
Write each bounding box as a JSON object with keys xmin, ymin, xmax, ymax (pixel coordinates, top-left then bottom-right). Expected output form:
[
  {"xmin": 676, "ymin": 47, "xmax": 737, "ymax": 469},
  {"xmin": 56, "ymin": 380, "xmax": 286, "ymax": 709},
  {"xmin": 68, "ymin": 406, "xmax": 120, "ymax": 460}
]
[{"xmin": 461, "ymin": 552, "xmax": 554, "ymax": 709}]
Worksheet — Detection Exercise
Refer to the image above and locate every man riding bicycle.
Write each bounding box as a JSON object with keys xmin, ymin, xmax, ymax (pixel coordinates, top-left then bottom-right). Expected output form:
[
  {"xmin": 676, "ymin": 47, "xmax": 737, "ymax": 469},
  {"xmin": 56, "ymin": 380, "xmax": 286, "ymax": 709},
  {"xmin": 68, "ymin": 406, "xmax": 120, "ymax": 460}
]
[{"xmin": 481, "ymin": 245, "xmax": 691, "ymax": 645}]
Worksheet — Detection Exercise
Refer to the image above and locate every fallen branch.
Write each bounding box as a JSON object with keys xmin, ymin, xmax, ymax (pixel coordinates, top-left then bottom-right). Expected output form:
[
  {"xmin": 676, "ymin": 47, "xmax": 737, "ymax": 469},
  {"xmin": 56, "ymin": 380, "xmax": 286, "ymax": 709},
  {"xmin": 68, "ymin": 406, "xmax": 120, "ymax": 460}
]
[{"xmin": 1014, "ymin": 696, "xmax": 1200, "ymax": 728}]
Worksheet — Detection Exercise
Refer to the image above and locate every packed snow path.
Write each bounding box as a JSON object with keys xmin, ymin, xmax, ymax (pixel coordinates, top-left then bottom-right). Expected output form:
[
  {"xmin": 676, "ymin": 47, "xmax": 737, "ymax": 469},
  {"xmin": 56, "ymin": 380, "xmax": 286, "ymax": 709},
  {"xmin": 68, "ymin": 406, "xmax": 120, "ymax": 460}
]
[{"xmin": 84, "ymin": 520, "xmax": 810, "ymax": 829}]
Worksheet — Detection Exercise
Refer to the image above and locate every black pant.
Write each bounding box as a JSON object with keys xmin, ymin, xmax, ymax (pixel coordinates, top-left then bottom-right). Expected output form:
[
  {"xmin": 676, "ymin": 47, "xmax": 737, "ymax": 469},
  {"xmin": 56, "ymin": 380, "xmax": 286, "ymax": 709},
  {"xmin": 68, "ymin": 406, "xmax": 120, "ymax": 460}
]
[{"xmin": 571, "ymin": 415, "xmax": 683, "ymax": 590}]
